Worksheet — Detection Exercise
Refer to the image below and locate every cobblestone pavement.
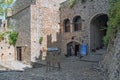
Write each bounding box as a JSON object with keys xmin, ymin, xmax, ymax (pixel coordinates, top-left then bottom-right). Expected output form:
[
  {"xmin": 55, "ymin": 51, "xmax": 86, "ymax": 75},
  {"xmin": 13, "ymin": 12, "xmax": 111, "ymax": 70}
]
[{"xmin": 0, "ymin": 49, "xmax": 106, "ymax": 80}]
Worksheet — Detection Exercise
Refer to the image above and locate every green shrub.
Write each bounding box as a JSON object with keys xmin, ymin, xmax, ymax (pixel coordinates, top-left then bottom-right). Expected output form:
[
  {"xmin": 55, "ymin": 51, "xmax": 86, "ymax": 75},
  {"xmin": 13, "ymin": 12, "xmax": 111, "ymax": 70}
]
[
  {"xmin": 104, "ymin": 0, "xmax": 120, "ymax": 45},
  {"xmin": 69, "ymin": 0, "xmax": 76, "ymax": 8},
  {"xmin": 8, "ymin": 31, "xmax": 18, "ymax": 46},
  {"xmin": 39, "ymin": 37, "xmax": 43, "ymax": 44},
  {"xmin": 0, "ymin": 33, "xmax": 4, "ymax": 42}
]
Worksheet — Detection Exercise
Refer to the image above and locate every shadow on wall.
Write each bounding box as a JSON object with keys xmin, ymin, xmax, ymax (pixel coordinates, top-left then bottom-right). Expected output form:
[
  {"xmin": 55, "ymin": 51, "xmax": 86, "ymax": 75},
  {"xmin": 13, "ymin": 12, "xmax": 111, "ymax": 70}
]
[
  {"xmin": 47, "ymin": 29, "xmax": 62, "ymax": 49},
  {"xmin": 34, "ymin": 29, "xmax": 62, "ymax": 62}
]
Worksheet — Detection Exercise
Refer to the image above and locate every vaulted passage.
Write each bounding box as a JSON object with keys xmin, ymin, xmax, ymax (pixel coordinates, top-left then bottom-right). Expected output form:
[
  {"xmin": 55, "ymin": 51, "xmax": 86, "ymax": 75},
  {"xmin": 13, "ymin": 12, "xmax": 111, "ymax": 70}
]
[{"xmin": 90, "ymin": 14, "xmax": 108, "ymax": 52}]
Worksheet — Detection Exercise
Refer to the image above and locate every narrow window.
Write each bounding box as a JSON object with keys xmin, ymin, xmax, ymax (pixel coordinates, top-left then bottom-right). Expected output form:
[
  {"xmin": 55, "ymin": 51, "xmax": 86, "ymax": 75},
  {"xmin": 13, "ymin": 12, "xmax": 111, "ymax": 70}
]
[
  {"xmin": 73, "ymin": 16, "xmax": 82, "ymax": 31},
  {"xmin": 64, "ymin": 19, "xmax": 70, "ymax": 32}
]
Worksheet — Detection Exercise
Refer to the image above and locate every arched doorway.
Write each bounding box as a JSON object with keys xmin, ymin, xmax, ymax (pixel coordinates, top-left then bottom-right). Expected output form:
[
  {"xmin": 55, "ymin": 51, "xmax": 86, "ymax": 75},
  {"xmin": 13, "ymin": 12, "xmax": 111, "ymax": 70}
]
[
  {"xmin": 67, "ymin": 41, "xmax": 80, "ymax": 56},
  {"xmin": 90, "ymin": 14, "xmax": 108, "ymax": 52}
]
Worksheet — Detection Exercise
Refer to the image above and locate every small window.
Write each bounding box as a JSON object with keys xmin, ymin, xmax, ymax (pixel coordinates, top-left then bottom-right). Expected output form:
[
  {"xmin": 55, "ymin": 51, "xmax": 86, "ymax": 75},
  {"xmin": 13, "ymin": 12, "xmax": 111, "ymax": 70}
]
[
  {"xmin": 73, "ymin": 16, "xmax": 82, "ymax": 31},
  {"xmin": 63, "ymin": 19, "xmax": 70, "ymax": 32}
]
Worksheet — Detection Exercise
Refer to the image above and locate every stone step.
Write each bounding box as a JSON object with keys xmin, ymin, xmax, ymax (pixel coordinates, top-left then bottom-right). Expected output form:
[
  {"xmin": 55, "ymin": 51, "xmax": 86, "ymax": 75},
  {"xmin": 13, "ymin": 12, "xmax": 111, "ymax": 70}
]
[
  {"xmin": 0, "ymin": 65, "xmax": 8, "ymax": 70},
  {"xmin": 0, "ymin": 61, "xmax": 32, "ymax": 71}
]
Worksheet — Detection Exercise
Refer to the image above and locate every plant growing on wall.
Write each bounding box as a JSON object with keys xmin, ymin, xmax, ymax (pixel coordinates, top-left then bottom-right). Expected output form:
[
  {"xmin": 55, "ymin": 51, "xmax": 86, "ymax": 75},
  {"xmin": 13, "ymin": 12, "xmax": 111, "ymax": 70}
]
[
  {"xmin": 0, "ymin": 33, "xmax": 4, "ymax": 42},
  {"xmin": 0, "ymin": 31, "xmax": 10, "ymax": 42},
  {"xmin": 8, "ymin": 31, "xmax": 18, "ymax": 46},
  {"xmin": 0, "ymin": 0, "xmax": 13, "ymax": 4},
  {"xmin": 0, "ymin": 0, "xmax": 14, "ymax": 16},
  {"xmin": 104, "ymin": 0, "xmax": 120, "ymax": 45},
  {"xmin": 39, "ymin": 36, "xmax": 43, "ymax": 44},
  {"xmin": 69, "ymin": 0, "xmax": 76, "ymax": 8}
]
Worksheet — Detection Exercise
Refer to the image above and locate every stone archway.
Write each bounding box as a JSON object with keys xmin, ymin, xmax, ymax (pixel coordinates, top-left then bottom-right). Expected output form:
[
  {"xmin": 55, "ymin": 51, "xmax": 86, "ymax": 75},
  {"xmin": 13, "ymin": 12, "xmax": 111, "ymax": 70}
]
[
  {"xmin": 67, "ymin": 41, "xmax": 80, "ymax": 56},
  {"xmin": 90, "ymin": 14, "xmax": 108, "ymax": 52}
]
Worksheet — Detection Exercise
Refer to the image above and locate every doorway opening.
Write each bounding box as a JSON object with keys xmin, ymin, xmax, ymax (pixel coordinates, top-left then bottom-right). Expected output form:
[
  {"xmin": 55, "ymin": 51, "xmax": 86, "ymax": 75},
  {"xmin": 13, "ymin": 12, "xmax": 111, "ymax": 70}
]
[
  {"xmin": 16, "ymin": 47, "xmax": 22, "ymax": 61},
  {"xmin": 90, "ymin": 14, "xmax": 108, "ymax": 52},
  {"xmin": 75, "ymin": 45, "xmax": 79, "ymax": 56},
  {"xmin": 67, "ymin": 41, "xmax": 80, "ymax": 56}
]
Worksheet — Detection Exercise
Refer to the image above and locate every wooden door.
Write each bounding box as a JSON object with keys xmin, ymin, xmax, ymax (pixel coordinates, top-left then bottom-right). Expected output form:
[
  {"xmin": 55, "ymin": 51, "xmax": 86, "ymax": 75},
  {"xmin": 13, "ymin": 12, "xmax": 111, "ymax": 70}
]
[{"xmin": 17, "ymin": 47, "xmax": 22, "ymax": 61}]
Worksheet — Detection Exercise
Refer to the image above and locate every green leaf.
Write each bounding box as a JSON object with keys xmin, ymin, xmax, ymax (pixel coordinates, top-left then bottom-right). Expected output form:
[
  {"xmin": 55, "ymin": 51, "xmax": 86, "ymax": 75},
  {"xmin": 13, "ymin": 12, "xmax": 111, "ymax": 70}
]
[
  {"xmin": 8, "ymin": 31, "xmax": 18, "ymax": 46},
  {"xmin": 0, "ymin": 32, "xmax": 4, "ymax": 41},
  {"xmin": 69, "ymin": 0, "xmax": 76, "ymax": 8},
  {"xmin": 39, "ymin": 37, "xmax": 43, "ymax": 44},
  {"xmin": 104, "ymin": 0, "xmax": 120, "ymax": 44},
  {"xmin": 0, "ymin": 0, "xmax": 14, "ymax": 16},
  {"xmin": 0, "ymin": 6, "xmax": 5, "ymax": 15},
  {"xmin": 2, "ymin": 0, "xmax": 13, "ymax": 4},
  {"xmin": 0, "ymin": 0, "xmax": 5, "ymax": 4}
]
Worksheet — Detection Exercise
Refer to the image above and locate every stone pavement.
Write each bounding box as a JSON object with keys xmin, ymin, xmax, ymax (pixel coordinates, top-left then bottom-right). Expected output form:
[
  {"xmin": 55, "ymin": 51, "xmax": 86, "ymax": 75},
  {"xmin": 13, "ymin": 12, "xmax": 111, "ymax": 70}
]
[
  {"xmin": 80, "ymin": 49, "xmax": 106, "ymax": 62},
  {"xmin": 0, "ymin": 49, "xmax": 107, "ymax": 80}
]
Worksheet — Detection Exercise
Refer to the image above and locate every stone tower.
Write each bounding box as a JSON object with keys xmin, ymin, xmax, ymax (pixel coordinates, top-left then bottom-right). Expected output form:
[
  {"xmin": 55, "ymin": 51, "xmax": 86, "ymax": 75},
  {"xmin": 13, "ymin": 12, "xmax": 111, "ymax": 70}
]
[{"xmin": 6, "ymin": 0, "xmax": 66, "ymax": 63}]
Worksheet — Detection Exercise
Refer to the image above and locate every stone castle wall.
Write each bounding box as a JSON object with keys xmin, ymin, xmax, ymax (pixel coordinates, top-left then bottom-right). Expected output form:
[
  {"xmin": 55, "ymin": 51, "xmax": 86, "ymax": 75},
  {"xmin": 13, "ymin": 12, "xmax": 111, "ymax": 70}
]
[
  {"xmin": 0, "ymin": 31, "xmax": 15, "ymax": 61},
  {"xmin": 60, "ymin": 0, "xmax": 108, "ymax": 54},
  {"xmin": 12, "ymin": 0, "xmax": 32, "ymax": 14},
  {"xmin": 9, "ymin": 6, "xmax": 31, "ymax": 64},
  {"xmin": 6, "ymin": 0, "xmax": 32, "ymax": 64},
  {"xmin": 2, "ymin": 0, "xmax": 109, "ymax": 63},
  {"xmin": 30, "ymin": 0, "xmax": 66, "ymax": 61},
  {"xmin": 102, "ymin": 32, "xmax": 120, "ymax": 80},
  {"xmin": 7, "ymin": 0, "xmax": 66, "ymax": 62},
  {"xmin": 0, "ymin": 19, "xmax": 15, "ymax": 61}
]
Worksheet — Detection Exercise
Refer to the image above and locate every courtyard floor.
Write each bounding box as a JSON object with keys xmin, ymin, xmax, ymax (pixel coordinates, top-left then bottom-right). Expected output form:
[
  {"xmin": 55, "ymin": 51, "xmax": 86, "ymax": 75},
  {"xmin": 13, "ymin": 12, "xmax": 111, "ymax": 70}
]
[{"xmin": 0, "ymin": 49, "xmax": 107, "ymax": 80}]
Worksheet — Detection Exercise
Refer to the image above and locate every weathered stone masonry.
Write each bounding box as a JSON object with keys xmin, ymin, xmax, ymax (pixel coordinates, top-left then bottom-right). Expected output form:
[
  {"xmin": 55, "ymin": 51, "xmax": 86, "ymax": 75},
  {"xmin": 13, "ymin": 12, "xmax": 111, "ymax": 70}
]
[
  {"xmin": 30, "ymin": 0, "xmax": 66, "ymax": 61},
  {"xmin": 60, "ymin": 0, "xmax": 109, "ymax": 55},
  {"xmin": 6, "ymin": 0, "xmax": 66, "ymax": 64},
  {"xmin": 2, "ymin": 0, "xmax": 109, "ymax": 64},
  {"xmin": 7, "ymin": 0, "xmax": 32, "ymax": 64}
]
